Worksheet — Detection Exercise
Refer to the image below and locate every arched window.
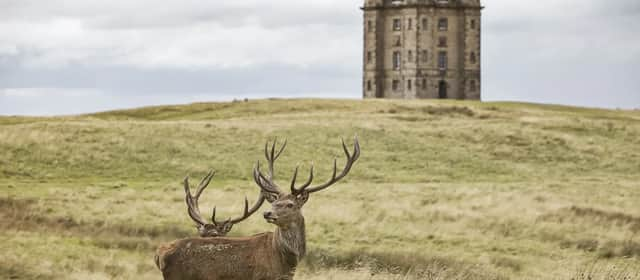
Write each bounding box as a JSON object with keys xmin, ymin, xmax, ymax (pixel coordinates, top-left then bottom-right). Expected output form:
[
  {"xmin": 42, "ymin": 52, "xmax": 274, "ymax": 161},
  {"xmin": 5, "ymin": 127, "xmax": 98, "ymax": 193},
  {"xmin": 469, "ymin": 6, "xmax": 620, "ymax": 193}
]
[
  {"xmin": 470, "ymin": 80, "xmax": 476, "ymax": 91},
  {"xmin": 421, "ymin": 50, "xmax": 428, "ymax": 62},
  {"xmin": 393, "ymin": 51, "xmax": 401, "ymax": 70},
  {"xmin": 393, "ymin": 19, "xmax": 401, "ymax": 31},
  {"xmin": 438, "ymin": 51, "xmax": 447, "ymax": 69},
  {"xmin": 470, "ymin": 52, "xmax": 477, "ymax": 64},
  {"xmin": 438, "ymin": 18, "xmax": 448, "ymax": 31},
  {"xmin": 367, "ymin": 80, "xmax": 372, "ymax": 91}
]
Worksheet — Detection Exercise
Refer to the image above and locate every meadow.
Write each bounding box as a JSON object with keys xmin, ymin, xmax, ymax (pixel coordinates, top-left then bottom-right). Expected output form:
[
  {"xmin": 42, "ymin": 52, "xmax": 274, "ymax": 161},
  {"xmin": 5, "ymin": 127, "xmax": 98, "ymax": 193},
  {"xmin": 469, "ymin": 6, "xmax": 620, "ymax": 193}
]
[{"xmin": 1, "ymin": 99, "xmax": 639, "ymax": 279}]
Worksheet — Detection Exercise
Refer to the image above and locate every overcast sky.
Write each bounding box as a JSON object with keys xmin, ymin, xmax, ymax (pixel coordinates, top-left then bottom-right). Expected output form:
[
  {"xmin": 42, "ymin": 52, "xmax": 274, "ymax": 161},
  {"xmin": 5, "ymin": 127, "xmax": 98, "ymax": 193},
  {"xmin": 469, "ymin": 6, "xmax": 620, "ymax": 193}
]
[{"xmin": 0, "ymin": 0, "xmax": 639, "ymax": 115}]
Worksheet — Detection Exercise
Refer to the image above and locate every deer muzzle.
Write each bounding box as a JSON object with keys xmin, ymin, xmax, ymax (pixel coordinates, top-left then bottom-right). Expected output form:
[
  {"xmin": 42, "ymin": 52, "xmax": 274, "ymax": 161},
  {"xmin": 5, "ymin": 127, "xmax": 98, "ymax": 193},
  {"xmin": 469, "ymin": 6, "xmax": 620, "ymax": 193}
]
[{"xmin": 263, "ymin": 211, "xmax": 277, "ymax": 223}]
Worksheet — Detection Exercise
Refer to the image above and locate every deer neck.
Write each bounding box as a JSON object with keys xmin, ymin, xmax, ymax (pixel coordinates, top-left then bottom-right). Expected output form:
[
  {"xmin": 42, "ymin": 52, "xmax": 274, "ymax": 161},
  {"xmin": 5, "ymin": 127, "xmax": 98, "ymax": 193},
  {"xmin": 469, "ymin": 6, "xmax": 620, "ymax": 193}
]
[{"xmin": 273, "ymin": 216, "xmax": 306, "ymax": 269}]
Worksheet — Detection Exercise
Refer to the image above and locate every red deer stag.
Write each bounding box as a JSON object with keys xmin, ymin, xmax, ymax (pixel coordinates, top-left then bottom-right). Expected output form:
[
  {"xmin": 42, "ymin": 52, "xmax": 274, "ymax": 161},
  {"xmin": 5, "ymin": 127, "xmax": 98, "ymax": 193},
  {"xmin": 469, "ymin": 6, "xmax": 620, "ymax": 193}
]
[
  {"xmin": 184, "ymin": 170, "xmax": 266, "ymax": 237},
  {"xmin": 156, "ymin": 170, "xmax": 266, "ymax": 272},
  {"xmin": 155, "ymin": 137, "xmax": 360, "ymax": 280}
]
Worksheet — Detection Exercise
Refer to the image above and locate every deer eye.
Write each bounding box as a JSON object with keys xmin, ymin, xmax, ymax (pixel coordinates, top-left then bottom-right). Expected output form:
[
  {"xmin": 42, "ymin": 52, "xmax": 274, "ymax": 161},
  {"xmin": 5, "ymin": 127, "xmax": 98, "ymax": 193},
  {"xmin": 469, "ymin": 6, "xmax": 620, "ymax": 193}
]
[{"xmin": 286, "ymin": 203, "xmax": 294, "ymax": 208}]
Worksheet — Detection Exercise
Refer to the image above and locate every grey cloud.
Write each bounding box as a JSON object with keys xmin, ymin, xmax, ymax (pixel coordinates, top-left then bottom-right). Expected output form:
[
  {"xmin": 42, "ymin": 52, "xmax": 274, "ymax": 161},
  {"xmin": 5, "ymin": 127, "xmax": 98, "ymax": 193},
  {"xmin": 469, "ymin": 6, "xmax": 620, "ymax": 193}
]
[
  {"xmin": 1, "ymin": 0, "xmax": 639, "ymax": 115},
  {"xmin": 90, "ymin": 5, "xmax": 357, "ymax": 30},
  {"xmin": 483, "ymin": 59, "xmax": 640, "ymax": 109},
  {"xmin": 1, "ymin": 0, "xmax": 358, "ymax": 30},
  {"xmin": 0, "ymin": 59, "xmax": 359, "ymax": 96},
  {"xmin": 0, "ymin": 60, "xmax": 360, "ymax": 115},
  {"xmin": 593, "ymin": 0, "xmax": 640, "ymax": 17}
]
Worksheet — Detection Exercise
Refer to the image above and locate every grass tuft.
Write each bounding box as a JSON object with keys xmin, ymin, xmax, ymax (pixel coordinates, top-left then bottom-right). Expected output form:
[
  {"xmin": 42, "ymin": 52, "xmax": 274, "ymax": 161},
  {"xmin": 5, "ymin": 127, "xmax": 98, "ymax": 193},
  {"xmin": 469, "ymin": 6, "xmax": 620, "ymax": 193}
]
[{"xmin": 570, "ymin": 262, "xmax": 640, "ymax": 280}]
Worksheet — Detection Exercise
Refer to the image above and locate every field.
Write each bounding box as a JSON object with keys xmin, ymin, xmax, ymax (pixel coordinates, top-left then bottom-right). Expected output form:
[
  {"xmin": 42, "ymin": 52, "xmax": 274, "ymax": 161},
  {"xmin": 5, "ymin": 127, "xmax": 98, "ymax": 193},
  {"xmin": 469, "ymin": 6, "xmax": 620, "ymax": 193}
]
[{"xmin": 1, "ymin": 99, "xmax": 639, "ymax": 279}]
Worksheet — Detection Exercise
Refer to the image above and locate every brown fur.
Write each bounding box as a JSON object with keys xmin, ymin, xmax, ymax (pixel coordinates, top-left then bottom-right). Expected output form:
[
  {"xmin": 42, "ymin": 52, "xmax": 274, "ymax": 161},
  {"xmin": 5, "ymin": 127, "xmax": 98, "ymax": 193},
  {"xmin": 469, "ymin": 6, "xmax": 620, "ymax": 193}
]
[{"xmin": 155, "ymin": 196, "xmax": 307, "ymax": 280}]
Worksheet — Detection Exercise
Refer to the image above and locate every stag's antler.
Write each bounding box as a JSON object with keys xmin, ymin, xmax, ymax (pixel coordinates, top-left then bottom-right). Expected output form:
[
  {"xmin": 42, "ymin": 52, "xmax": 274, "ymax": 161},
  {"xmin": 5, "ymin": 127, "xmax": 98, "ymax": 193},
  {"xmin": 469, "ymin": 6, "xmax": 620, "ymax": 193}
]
[
  {"xmin": 292, "ymin": 136, "xmax": 360, "ymax": 195},
  {"xmin": 253, "ymin": 139, "xmax": 289, "ymax": 197},
  {"xmin": 184, "ymin": 171, "xmax": 265, "ymax": 237},
  {"xmin": 253, "ymin": 136, "xmax": 360, "ymax": 198},
  {"xmin": 184, "ymin": 170, "xmax": 219, "ymax": 227}
]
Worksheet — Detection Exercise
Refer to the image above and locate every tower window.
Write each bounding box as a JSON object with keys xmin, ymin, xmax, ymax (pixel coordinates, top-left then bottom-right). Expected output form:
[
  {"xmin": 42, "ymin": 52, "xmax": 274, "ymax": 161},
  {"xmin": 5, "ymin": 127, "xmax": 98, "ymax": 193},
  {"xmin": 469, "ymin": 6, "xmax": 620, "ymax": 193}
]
[
  {"xmin": 470, "ymin": 19, "xmax": 476, "ymax": 29},
  {"xmin": 422, "ymin": 18, "xmax": 428, "ymax": 30},
  {"xmin": 393, "ymin": 51, "xmax": 401, "ymax": 70},
  {"xmin": 470, "ymin": 52, "xmax": 477, "ymax": 64},
  {"xmin": 438, "ymin": 37, "xmax": 447, "ymax": 47},
  {"xmin": 408, "ymin": 80, "xmax": 412, "ymax": 91},
  {"xmin": 438, "ymin": 51, "xmax": 447, "ymax": 69},
  {"xmin": 408, "ymin": 18, "xmax": 413, "ymax": 30},
  {"xmin": 392, "ymin": 80, "xmax": 400, "ymax": 91},
  {"xmin": 470, "ymin": 80, "xmax": 476, "ymax": 91},
  {"xmin": 393, "ymin": 19, "xmax": 401, "ymax": 31},
  {"xmin": 367, "ymin": 80, "xmax": 372, "ymax": 91},
  {"xmin": 422, "ymin": 78, "xmax": 427, "ymax": 89},
  {"xmin": 368, "ymin": 20, "xmax": 373, "ymax": 32},
  {"xmin": 421, "ymin": 50, "xmax": 428, "ymax": 62},
  {"xmin": 408, "ymin": 50, "xmax": 413, "ymax": 62},
  {"xmin": 367, "ymin": 51, "xmax": 372, "ymax": 64},
  {"xmin": 438, "ymin": 18, "xmax": 448, "ymax": 31}
]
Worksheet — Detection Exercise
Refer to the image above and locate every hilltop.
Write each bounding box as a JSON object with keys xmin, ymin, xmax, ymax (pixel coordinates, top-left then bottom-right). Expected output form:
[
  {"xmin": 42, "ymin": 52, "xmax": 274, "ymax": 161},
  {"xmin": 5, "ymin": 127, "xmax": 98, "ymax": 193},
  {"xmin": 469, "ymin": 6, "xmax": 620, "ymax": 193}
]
[{"xmin": 1, "ymin": 99, "xmax": 639, "ymax": 279}]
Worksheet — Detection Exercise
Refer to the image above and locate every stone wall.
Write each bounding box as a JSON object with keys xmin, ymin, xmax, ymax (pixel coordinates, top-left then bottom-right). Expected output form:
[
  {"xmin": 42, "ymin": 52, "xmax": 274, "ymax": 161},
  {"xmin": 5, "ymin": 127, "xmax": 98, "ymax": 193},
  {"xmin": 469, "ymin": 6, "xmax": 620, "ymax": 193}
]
[{"xmin": 363, "ymin": 0, "xmax": 482, "ymax": 100}]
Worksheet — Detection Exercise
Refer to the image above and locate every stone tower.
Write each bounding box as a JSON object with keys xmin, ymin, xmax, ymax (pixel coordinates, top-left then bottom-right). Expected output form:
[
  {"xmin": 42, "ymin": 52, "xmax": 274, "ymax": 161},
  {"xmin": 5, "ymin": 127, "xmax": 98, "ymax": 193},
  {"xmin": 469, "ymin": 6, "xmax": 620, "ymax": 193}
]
[{"xmin": 362, "ymin": 0, "xmax": 482, "ymax": 100}]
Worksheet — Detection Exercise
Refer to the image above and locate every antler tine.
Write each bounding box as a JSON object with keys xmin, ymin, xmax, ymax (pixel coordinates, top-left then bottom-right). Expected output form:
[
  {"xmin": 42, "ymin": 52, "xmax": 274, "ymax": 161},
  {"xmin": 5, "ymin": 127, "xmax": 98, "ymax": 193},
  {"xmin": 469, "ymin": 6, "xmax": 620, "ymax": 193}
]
[
  {"xmin": 300, "ymin": 136, "xmax": 360, "ymax": 194},
  {"xmin": 289, "ymin": 166, "xmax": 299, "ymax": 193},
  {"xmin": 210, "ymin": 206, "xmax": 236, "ymax": 226},
  {"xmin": 184, "ymin": 176, "xmax": 208, "ymax": 226},
  {"xmin": 264, "ymin": 141, "xmax": 273, "ymax": 177},
  {"xmin": 253, "ymin": 161, "xmax": 283, "ymax": 195},
  {"xmin": 229, "ymin": 194, "xmax": 266, "ymax": 224},
  {"xmin": 193, "ymin": 170, "xmax": 215, "ymax": 210},
  {"xmin": 275, "ymin": 139, "xmax": 287, "ymax": 160},
  {"xmin": 291, "ymin": 165, "xmax": 314, "ymax": 195},
  {"xmin": 264, "ymin": 138, "xmax": 287, "ymax": 180},
  {"xmin": 211, "ymin": 206, "xmax": 218, "ymax": 225}
]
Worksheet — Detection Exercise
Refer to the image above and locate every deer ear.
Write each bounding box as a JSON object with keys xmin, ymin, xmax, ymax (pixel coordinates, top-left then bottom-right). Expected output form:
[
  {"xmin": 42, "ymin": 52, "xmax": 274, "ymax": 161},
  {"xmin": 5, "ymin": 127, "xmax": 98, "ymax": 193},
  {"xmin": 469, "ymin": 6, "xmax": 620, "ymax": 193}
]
[
  {"xmin": 264, "ymin": 192, "xmax": 279, "ymax": 203},
  {"xmin": 296, "ymin": 192, "xmax": 309, "ymax": 205}
]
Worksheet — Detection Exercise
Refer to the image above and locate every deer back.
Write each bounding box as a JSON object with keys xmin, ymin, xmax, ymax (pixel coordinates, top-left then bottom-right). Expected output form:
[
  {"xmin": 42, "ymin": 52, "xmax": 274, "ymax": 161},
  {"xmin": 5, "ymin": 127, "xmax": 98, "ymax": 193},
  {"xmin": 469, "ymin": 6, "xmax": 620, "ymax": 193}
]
[{"xmin": 156, "ymin": 233, "xmax": 292, "ymax": 280}]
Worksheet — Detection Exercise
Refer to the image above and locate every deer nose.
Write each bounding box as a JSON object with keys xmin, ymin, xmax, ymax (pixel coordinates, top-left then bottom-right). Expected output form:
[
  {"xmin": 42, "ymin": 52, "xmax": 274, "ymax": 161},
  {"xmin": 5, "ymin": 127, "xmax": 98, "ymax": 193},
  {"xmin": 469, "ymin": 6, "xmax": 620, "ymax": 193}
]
[{"xmin": 263, "ymin": 211, "xmax": 272, "ymax": 218}]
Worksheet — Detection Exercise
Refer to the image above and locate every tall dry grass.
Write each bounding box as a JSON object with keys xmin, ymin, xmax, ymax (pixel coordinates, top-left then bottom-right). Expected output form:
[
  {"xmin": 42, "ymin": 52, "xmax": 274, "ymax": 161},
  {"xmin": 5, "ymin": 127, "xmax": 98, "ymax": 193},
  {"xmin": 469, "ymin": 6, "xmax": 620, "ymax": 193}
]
[{"xmin": 1, "ymin": 99, "xmax": 639, "ymax": 279}]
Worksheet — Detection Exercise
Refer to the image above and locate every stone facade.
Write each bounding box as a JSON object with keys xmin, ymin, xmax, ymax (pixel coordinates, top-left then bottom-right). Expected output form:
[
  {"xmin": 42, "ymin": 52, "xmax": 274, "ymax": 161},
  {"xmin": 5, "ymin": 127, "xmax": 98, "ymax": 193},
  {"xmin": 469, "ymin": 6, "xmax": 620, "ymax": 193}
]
[{"xmin": 362, "ymin": 0, "xmax": 482, "ymax": 100}]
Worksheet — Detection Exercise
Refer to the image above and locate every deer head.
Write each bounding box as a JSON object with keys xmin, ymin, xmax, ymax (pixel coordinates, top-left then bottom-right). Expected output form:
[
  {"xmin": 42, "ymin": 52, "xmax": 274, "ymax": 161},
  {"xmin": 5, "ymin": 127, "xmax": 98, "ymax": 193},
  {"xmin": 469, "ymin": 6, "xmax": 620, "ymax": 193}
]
[
  {"xmin": 253, "ymin": 137, "xmax": 361, "ymax": 226},
  {"xmin": 183, "ymin": 170, "xmax": 265, "ymax": 237}
]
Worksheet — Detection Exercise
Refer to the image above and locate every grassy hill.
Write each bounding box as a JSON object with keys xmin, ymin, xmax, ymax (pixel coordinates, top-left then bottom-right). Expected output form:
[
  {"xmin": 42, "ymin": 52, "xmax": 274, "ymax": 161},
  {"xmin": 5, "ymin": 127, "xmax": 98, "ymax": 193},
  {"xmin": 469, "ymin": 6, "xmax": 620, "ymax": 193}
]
[{"xmin": 1, "ymin": 99, "xmax": 639, "ymax": 279}]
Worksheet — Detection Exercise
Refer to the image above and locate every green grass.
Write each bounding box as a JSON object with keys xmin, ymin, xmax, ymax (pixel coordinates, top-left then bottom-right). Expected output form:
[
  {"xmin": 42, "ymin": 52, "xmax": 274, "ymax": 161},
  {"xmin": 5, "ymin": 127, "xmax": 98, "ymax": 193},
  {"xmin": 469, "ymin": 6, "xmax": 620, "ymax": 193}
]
[{"xmin": 1, "ymin": 98, "xmax": 639, "ymax": 279}]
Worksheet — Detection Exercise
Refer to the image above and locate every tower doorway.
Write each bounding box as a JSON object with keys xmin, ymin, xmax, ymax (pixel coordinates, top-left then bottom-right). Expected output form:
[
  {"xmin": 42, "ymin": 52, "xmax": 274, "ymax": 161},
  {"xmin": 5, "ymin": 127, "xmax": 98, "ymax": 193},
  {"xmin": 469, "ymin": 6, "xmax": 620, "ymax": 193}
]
[{"xmin": 438, "ymin": 80, "xmax": 447, "ymax": 99}]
